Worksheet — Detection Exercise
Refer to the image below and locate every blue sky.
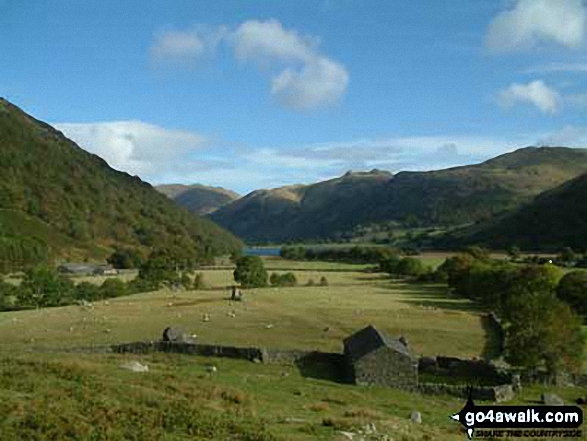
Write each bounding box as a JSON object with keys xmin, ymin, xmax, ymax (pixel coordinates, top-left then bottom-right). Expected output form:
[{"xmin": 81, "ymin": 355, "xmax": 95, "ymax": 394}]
[{"xmin": 1, "ymin": 0, "xmax": 587, "ymax": 194}]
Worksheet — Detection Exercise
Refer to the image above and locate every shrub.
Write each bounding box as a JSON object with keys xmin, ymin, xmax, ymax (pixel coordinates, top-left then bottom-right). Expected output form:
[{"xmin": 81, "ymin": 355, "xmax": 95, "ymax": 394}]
[
  {"xmin": 0, "ymin": 281, "xmax": 16, "ymax": 310},
  {"xmin": 73, "ymin": 282, "xmax": 100, "ymax": 302},
  {"xmin": 270, "ymin": 272, "xmax": 297, "ymax": 287},
  {"xmin": 306, "ymin": 278, "xmax": 315, "ymax": 287},
  {"xmin": 99, "ymin": 278, "xmax": 128, "ymax": 299},
  {"xmin": 319, "ymin": 276, "xmax": 329, "ymax": 286},
  {"xmin": 396, "ymin": 257, "xmax": 426, "ymax": 277}
]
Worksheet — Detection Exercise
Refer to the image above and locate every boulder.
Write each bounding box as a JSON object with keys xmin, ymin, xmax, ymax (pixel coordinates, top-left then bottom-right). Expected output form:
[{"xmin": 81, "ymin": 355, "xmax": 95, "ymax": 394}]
[
  {"xmin": 410, "ymin": 410, "xmax": 422, "ymax": 424},
  {"xmin": 542, "ymin": 393, "xmax": 564, "ymax": 406},
  {"xmin": 162, "ymin": 327, "xmax": 194, "ymax": 343},
  {"xmin": 121, "ymin": 361, "xmax": 149, "ymax": 373}
]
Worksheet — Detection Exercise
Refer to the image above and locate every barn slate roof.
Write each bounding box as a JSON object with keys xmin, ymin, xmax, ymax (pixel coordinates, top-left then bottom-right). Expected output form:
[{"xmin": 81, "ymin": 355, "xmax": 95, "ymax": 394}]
[{"xmin": 343, "ymin": 325, "xmax": 413, "ymax": 362}]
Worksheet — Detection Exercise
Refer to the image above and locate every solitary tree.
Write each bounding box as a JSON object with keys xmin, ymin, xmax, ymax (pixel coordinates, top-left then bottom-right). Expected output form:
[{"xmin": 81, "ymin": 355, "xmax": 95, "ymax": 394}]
[{"xmin": 233, "ymin": 256, "xmax": 268, "ymax": 288}]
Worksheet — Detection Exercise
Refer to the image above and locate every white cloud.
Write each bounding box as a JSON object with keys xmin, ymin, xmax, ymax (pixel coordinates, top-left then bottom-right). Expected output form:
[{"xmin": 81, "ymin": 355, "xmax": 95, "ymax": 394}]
[
  {"xmin": 498, "ymin": 80, "xmax": 562, "ymax": 114},
  {"xmin": 56, "ymin": 121, "xmax": 210, "ymax": 178},
  {"xmin": 151, "ymin": 19, "xmax": 349, "ymax": 110},
  {"xmin": 486, "ymin": 0, "xmax": 587, "ymax": 51},
  {"xmin": 55, "ymin": 119, "xmax": 587, "ymax": 194},
  {"xmin": 245, "ymin": 135, "xmax": 526, "ymax": 180},
  {"xmin": 232, "ymin": 19, "xmax": 316, "ymax": 63},
  {"xmin": 151, "ymin": 25, "xmax": 227, "ymax": 62},
  {"xmin": 271, "ymin": 57, "xmax": 349, "ymax": 110},
  {"xmin": 230, "ymin": 20, "xmax": 349, "ymax": 109}
]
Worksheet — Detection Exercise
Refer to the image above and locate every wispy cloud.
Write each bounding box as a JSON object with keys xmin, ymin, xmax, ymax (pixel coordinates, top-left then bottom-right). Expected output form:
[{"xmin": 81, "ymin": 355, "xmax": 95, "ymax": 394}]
[
  {"xmin": 150, "ymin": 25, "xmax": 227, "ymax": 63},
  {"xmin": 497, "ymin": 80, "xmax": 562, "ymax": 115},
  {"xmin": 486, "ymin": 0, "xmax": 587, "ymax": 52},
  {"xmin": 56, "ymin": 120, "xmax": 587, "ymax": 193},
  {"xmin": 150, "ymin": 19, "xmax": 349, "ymax": 110},
  {"xmin": 536, "ymin": 125, "xmax": 587, "ymax": 147},
  {"xmin": 55, "ymin": 121, "xmax": 224, "ymax": 180},
  {"xmin": 523, "ymin": 62, "xmax": 587, "ymax": 74}
]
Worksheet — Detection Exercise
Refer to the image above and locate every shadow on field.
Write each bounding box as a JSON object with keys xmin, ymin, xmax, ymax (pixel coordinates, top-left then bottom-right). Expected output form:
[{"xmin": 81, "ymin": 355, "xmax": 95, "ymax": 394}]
[
  {"xmin": 400, "ymin": 284, "xmax": 484, "ymax": 313},
  {"xmin": 295, "ymin": 352, "xmax": 353, "ymax": 384}
]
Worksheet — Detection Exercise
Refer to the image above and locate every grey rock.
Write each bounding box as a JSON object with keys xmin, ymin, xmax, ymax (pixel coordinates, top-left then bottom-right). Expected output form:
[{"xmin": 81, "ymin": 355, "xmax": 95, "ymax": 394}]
[
  {"xmin": 162, "ymin": 327, "xmax": 194, "ymax": 343},
  {"xmin": 121, "ymin": 361, "xmax": 149, "ymax": 373},
  {"xmin": 410, "ymin": 410, "xmax": 422, "ymax": 424}
]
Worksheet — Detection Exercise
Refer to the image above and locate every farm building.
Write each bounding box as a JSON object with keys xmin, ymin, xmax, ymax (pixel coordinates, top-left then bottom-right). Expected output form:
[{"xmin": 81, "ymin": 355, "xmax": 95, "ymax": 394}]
[
  {"xmin": 57, "ymin": 263, "xmax": 118, "ymax": 276},
  {"xmin": 343, "ymin": 325, "xmax": 418, "ymax": 389}
]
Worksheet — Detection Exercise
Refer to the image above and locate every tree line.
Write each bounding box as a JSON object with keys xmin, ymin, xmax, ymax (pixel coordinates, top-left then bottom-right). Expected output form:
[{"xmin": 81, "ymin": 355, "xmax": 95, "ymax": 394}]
[{"xmin": 435, "ymin": 251, "xmax": 585, "ymax": 377}]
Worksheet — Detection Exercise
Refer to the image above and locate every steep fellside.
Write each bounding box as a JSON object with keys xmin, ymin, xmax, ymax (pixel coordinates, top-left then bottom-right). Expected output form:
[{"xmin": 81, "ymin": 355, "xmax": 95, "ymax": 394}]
[
  {"xmin": 455, "ymin": 172, "xmax": 587, "ymax": 251},
  {"xmin": 156, "ymin": 184, "xmax": 239, "ymax": 214},
  {"xmin": 0, "ymin": 98, "xmax": 242, "ymax": 259},
  {"xmin": 211, "ymin": 148, "xmax": 587, "ymax": 243}
]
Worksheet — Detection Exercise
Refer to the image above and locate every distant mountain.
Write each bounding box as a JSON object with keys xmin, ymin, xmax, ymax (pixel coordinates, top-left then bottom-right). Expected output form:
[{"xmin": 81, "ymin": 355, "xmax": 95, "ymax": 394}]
[
  {"xmin": 210, "ymin": 148, "xmax": 587, "ymax": 243},
  {"xmin": 157, "ymin": 184, "xmax": 239, "ymax": 214},
  {"xmin": 454, "ymin": 172, "xmax": 587, "ymax": 251},
  {"xmin": 0, "ymin": 98, "xmax": 242, "ymax": 261}
]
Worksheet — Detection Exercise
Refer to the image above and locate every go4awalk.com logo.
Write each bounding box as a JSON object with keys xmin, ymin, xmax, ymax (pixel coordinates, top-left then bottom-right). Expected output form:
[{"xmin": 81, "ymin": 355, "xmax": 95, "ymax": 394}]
[{"xmin": 450, "ymin": 393, "xmax": 583, "ymax": 439}]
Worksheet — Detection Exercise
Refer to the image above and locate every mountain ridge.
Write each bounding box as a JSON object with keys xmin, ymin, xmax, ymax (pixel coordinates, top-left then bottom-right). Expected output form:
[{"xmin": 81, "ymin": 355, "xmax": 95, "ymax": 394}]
[
  {"xmin": 210, "ymin": 146, "xmax": 587, "ymax": 243},
  {"xmin": 156, "ymin": 184, "xmax": 240, "ymax": 214}
]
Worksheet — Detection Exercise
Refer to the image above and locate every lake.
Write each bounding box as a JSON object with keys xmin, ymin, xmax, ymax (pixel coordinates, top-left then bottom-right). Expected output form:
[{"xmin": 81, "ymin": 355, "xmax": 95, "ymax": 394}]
[{"xmin": 243, "ymin": 247, "xmax": 281, "ymax": 256}]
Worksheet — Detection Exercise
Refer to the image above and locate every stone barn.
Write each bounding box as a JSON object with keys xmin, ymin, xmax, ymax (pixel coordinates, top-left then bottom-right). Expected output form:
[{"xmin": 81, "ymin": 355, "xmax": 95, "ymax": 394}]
[{"xmin": 343, "ymin": 325, "xmax": 418, "ymax": 389}]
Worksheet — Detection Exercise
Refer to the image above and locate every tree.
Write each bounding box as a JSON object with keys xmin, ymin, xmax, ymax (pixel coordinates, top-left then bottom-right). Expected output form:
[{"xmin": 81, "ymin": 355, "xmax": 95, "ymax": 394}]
[
  {"xmin": 379, "ymin": 255, "xmax": 401, "ymax": 274},
  {"xmin": 396, "ymin": 257, "xmax": 426, "ymax": 277},
  {"xmin": 107, "ymin": 248, "xmax": 143, "ymax": 269},
  {"xmin": 18, "ymin": 266, "xmax": 74, "ymax": 308},
  {"xmin": 138, "ymin": 249, "xmax": 180, "ymax": 287},
  {"xmin": 233, "ymin": 256, "xmax": 268, "ymax": 288},
  {"xmin": 73, "ymin": 282, "xmax": 100, "ymax": 302},
  {"xmin": 506, "ymin": 246, "xmax": 521, "ymax": 261},
  {"xmin": 505, "ymin": 294, "xmax": 584, "ymax": 376},
  {"xmin": 99, "ymin": 278, "xmax": 128, "ymax": 298},
  {"xmin": 556, "ymin": 271, "xmax": 587, "ymax": 316}
]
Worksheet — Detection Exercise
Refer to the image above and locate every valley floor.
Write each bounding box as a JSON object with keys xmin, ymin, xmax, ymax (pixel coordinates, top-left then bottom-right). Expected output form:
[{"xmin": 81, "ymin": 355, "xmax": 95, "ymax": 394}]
[{"xmin": 0, "ymin": 258, "xmax": 584, "ymax": 440}]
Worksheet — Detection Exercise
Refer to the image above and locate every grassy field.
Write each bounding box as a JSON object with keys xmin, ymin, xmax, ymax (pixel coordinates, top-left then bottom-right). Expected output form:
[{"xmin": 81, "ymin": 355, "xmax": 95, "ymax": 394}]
[
  {"xmin": 0, "ymin": 269, "xmax": 488, "ymax": 357},
  {"xmin": 0, "ymin": 257, "xmax": 584, "ymax": 440}
]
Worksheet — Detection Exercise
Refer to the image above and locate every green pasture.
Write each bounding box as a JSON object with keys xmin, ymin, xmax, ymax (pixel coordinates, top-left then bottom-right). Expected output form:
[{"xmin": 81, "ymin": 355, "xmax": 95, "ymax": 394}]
[{"xmin": 0, "ymin": 257, "xmax": 583, "ymax": 440}]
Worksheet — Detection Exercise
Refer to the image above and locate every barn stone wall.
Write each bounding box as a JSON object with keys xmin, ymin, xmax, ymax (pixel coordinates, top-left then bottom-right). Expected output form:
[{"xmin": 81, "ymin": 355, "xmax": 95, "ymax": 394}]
[
  {"xmin": 111, "ymin": 340, "xmax": 514, "ymax": 402},
  {"xmin": 351, "ymin": 346, "xmax": 418, "ymax": 389},
  {"xmin": 418, "ymin": 383, "xmax": 514, "ymax": 402},
  {"xmin": 113, "ymin": 342, "xmax": 343, "ymax": 366}
]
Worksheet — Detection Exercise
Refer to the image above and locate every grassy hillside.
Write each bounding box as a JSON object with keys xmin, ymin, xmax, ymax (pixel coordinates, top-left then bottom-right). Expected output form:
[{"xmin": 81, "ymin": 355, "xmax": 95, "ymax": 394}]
[
  {"xmin": 0, "ymin": 98, "xmax": 242, "ymax": 260},
  {"xmin": 455, "ymin": 172, "xmax": 587, "ymax": 251},
  {"xmin": 211, "ymin": 148, "xmax": 587, "ymax": 243},
  {"xmin": 157, "ymin": 184, "xmax": 240, "ymax": 214}
]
